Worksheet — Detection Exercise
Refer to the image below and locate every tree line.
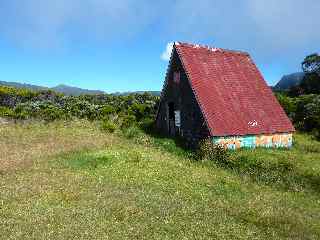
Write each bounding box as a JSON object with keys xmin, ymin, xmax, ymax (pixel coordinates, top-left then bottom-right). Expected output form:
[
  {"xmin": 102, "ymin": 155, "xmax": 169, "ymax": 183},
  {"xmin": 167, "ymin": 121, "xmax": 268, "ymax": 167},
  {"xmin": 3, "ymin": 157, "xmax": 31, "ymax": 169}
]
[
  {"xmin": 0, "ymin": 86, "xmax": 159, "ymax": 133},
  {"xmin": 275, "ymin": 53, "xmax": 320, "ymax": 140}
]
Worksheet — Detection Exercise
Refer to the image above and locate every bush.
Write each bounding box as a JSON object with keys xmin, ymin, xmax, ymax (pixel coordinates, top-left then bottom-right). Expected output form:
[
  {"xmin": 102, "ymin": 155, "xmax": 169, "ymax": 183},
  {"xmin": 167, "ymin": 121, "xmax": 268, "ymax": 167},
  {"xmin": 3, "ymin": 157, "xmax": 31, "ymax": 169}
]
[
  {"xmin": 276, "ymin": 93, "xmax": 320, "ymax": 140},
  {"xmin": 39, "ymin": 104, "xmax": 65, "ymax": 121},
  {"xmin": 64, "ymin": 99, "xmax": 99, "ymax": 120},
  {"xmin": 122, "ymin": 126, "xmax": 141, "ymax": 139},
  {"xmin": 129, "ymin": 103, "xmax": 152, "ymax": 122},
  {"xmin": 121, "ymin": 114, "xmax": 136, "ymax": 128},
  {"xmin": 300, "ymin": 72, "xmax": 320, "ymax": 94},
  {"xmin": 275, "ymin": 93, "xmax": 296, "ymax": 120},
  {"xmin": 13, "ymin": 103, "xmax": 31, "ymax": 120},
  {"xmin": 99, "ymin": 105, "xmax": 116, "ymax": 119},
  {"xmin": 0, "ymin": 85, "xmax": 160, "ymax": 125},
  {"xmin": 101, "ymin": 120, "xmax": 117, "ymax": 133},
  {"xmin": 139, "ymin": 118, "xmax": 156, "ymax": 133},
  {"xmin": 0, "ymin": 106, "xmax": 15, "ymax": 118},
  {"xmin": 197, "ymin": 138, "xmax": 230, "ymax": 163}
]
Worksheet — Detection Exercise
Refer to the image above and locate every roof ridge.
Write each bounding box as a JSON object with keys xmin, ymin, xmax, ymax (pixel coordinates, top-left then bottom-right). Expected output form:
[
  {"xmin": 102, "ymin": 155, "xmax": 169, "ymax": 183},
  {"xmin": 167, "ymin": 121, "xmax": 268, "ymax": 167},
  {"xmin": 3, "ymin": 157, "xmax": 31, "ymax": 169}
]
[{"xmin": 174, "ymin": 41, "xmax": 249, "ymax": 56}]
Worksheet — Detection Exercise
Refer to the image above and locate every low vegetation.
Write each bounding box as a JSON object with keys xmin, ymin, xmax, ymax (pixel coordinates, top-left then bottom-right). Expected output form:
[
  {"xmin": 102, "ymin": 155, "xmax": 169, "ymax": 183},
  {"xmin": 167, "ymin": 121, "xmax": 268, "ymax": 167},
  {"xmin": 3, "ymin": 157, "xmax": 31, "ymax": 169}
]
[
  {"xmin": 276, "ymin": 93, "xmax": 320, "ymax": 140},
  {"xmin": 275, "ymin": 53, "xmax": 320, "ymax": 140},
  {"xmin": 0, "ymin": 85, "xmax": 159, "ymax": 124},
  {"xmin": 0, "ymin": 121, "xmax": 319, "ymax": 239}
]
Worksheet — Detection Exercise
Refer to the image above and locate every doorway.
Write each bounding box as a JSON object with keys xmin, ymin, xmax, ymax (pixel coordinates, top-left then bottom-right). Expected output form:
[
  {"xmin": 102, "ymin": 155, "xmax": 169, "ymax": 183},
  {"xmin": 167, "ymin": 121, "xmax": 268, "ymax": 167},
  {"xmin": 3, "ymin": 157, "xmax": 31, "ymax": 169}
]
[{"xmin": 168, "ymin": 102, "xmax": 175, "ymax": 136}]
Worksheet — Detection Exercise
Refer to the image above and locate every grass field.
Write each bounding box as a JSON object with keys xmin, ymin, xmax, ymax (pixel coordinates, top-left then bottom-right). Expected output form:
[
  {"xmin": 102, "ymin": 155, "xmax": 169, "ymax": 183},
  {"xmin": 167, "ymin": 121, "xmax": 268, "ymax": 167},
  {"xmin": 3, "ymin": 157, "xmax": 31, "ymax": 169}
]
[{"xmin": 1, "ymin": 121, "xmax": 320, "ymax": 239}]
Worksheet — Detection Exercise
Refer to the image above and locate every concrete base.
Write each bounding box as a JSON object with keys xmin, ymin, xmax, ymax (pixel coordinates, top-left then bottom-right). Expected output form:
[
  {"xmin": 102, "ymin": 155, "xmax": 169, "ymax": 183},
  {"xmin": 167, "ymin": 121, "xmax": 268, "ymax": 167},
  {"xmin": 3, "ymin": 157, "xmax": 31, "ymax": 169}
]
[{"xmin": 212, "ymin": 133, "xmax": 293, "ymax": 150}]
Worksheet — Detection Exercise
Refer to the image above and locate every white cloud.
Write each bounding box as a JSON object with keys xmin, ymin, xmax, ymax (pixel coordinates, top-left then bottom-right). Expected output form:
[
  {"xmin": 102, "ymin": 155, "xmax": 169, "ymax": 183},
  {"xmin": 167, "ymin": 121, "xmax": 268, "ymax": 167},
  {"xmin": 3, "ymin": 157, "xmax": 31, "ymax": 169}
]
[
  {"xmin": 0, "ymin": 0, "xmax": 319, "ymax": 65},
  {"xmin": 0, "ymin": 0, "xmax": 161, "ymax": 48},
  {"xmin": 161, "ymin": 42, "xmax": 174, "ymax": 61},
  {"xmin": 245, "ymin": 0, "xmax": 320, "ymax": 48},
  {"xmin": 159, "ymin": 0, "xmax": 320, "ymax": 72}
]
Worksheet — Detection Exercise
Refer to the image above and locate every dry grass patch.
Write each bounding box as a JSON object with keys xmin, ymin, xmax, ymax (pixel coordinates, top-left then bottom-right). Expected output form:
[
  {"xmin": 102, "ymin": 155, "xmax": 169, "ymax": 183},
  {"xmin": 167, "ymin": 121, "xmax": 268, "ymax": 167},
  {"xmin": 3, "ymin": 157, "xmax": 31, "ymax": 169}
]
[{"xmin": 0, "ymin": 120, "xmax": 117, "ymax": 172}]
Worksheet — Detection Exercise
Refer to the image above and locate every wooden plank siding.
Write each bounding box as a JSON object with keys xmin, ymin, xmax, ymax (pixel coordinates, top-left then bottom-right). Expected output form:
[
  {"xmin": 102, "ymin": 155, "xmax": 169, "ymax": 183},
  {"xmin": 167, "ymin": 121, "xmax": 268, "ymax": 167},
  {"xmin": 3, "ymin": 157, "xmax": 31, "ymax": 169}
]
[{"xmin": 156, "ymin": 48, "xmax": 210, "ymax": 147}]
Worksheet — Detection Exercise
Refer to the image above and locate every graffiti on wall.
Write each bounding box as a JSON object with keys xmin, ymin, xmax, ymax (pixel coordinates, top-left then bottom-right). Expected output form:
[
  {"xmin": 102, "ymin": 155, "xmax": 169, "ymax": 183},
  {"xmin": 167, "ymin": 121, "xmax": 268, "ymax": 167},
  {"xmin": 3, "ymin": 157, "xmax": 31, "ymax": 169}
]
[{"xmin": 212, "ymin": 133, "xmax": 293, "ymax": 150}]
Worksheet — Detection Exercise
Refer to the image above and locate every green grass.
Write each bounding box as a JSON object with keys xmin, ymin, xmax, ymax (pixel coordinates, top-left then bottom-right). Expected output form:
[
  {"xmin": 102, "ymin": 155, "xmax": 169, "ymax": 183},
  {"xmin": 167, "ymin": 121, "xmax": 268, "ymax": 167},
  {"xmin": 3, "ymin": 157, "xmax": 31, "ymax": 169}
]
[{"xmin": 0, "ymin": 121, "xmax": 320, "ymax": 239}]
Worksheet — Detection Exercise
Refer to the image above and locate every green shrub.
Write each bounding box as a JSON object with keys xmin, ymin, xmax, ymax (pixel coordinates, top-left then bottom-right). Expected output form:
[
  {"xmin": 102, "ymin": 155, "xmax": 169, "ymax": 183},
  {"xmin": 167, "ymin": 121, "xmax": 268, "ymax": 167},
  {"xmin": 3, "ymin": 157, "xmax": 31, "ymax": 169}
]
[
  {"xmin": 197, "ymin": 138, "xmax": 230, "ymax": 163},
  {"xmin": 276, "ymin": 93, "xmax": 320, "ymax": 140},
  {"xmin": 275, "ymin": 93, "xmax": 296, "ymax": 120},
  {"xmin": 122, "ymin": 126, "xmax": 141, "ymax": 139},
  {"xmin": 99, "ymin": 105, "xmax": 116, "ymax": 119},
  {"xmin": 0, "ymin": 85, "xmax": 160, "ymax": 124},
  {"xmin": 0, "ymin": 106, "xmax": 15, "ymax": 118},
  {"xmin": 139, "ymin": 118, "xmax": 155, "ymax": 133},
  {"xmin": 101, "ymin": 120, "xmax": 117, "ymax": 133},
  {"xmin": 121, "ymin": 114, "xmax": 136, "ymax": 128},
  {"xmin": 128, "ymin": 103, "xmax": 151, "ymax": 121},
  {"xmin": 39, "ymin": 104, "xmax": 65, "ymax": 121},
  {"xmin": 13, "ymin": 103, "xmax": 31, "ymax": 120},
  {"xmin": 64, "ymin": 99, "xmax": 99, "ymax": 120}
]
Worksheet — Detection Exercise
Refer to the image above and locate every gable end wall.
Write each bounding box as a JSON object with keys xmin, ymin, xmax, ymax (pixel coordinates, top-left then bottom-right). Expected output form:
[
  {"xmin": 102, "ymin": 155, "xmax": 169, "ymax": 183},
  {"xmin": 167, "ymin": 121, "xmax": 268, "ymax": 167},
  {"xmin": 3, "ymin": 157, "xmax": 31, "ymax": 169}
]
[{"xmin": 156, "ymin": 49, "xmax": 210, "ymax": 146}]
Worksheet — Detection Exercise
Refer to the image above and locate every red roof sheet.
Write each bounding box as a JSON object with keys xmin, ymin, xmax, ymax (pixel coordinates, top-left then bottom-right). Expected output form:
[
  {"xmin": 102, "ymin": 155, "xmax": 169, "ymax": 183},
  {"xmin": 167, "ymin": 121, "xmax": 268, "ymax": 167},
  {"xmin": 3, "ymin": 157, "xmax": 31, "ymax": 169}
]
[{"xmin": 174, "ymin": 42, "xmax": 295, "ymax": 136}]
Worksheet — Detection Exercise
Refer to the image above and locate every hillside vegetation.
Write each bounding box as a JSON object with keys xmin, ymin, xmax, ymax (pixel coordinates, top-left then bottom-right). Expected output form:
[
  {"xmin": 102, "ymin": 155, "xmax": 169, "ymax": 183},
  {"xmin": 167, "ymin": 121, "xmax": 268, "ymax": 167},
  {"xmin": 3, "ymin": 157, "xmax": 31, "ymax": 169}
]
[
  {"xmin": 0, "ymin": 85, "xmax": 159, "ymax": 130},
  {"xmin": 0, "ymin": 80, "xmax": 105, "ymax": 95},
  {"xmin": 0, "ymin": 121, "xmax": 320, "ymax": 239},
  {"xmin": 275, "ymin": 53, "xmax": 320, "ymax": 140}
]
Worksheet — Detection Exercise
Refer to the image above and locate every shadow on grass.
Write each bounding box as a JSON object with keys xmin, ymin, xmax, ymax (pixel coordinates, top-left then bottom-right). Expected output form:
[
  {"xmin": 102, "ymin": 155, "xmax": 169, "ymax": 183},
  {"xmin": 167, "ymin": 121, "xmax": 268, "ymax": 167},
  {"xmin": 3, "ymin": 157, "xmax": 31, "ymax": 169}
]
[{"xmin": 140, "ymin": 123, "xmax": 195, "ymax": 158}]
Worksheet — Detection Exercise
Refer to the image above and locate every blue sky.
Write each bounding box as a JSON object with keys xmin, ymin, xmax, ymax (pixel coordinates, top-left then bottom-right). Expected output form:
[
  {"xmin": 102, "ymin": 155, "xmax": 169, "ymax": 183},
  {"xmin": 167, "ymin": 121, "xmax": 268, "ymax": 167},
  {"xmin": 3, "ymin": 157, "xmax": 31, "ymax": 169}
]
[{"xmin": 0, "ymin": 0, "xmax": 319, "ymax": 93}]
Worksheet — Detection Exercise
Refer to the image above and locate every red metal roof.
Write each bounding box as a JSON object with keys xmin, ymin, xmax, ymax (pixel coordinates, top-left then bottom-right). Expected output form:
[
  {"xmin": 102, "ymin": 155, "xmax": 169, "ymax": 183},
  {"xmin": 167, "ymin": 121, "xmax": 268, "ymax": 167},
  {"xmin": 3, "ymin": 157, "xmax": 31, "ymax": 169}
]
[{"xmin": 174, "ymin": 42, "xmax": 295, "ymax": 137}]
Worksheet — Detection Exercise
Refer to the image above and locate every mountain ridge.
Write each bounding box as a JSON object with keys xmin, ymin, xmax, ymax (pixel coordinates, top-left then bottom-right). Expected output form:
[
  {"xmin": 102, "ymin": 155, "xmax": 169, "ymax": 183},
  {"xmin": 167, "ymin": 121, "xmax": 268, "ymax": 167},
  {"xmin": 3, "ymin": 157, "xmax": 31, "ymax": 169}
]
[
  {"xmin": 0, "ymin": 80, "xmax": 105, "ymax": 96},
  {"xmin": 274, "ymin": 72, "xmax": 305, "ymax": 90},
  {"xmin": 0, "ymin": 80, "xmax": 160, "ymax": 96}
]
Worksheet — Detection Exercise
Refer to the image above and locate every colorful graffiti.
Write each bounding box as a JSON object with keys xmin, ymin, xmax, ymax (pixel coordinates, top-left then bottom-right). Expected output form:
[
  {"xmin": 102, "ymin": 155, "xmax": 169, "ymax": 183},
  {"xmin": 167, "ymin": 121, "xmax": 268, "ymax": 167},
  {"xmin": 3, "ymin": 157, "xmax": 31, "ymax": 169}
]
[{"xmin": 212, "ymin": 133, "xmax": 293, "ymax": 150}]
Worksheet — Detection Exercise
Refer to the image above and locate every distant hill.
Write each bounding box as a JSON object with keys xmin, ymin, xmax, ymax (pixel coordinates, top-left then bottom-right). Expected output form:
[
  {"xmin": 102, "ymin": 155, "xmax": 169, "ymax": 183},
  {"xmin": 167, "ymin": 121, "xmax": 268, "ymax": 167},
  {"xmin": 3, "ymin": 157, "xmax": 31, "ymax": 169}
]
[
  {"xmin": 51, "ymin": 84, "xmax": 105, "ymax": 96},
  {"xmin": 0, "ymin": 81, "xmax": 105, "ymax": 96},
  {"xmin": 274, "ymin": 72, "xmax": 305, "ymax": 90},
  {"xmin": 113, "ymin": 91, "xmax": 161, "ymax": 96},
  {"xmin": 0, "ymin": 80, "xmax": 161, "ymax": 96},
  {"xmin": 0, "ymin": 80, "xmax": 48, "ymax": 91}
]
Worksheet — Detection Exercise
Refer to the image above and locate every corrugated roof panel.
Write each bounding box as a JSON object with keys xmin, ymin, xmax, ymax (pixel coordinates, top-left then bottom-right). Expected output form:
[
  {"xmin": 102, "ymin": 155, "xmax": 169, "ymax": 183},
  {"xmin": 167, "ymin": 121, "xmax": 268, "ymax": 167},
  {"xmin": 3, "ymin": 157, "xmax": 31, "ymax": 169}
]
[{"xmin": 175, "ymin": 42, "xmax": 295, "ymax": 136}]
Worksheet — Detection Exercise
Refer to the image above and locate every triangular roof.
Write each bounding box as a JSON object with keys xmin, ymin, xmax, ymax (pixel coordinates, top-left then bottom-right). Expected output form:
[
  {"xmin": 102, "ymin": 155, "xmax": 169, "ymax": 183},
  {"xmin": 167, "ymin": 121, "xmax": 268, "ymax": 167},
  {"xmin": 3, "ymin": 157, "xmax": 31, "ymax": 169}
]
[{"xmin": 167, "ymin": 42, "xmax": 295, "ymax": 137}]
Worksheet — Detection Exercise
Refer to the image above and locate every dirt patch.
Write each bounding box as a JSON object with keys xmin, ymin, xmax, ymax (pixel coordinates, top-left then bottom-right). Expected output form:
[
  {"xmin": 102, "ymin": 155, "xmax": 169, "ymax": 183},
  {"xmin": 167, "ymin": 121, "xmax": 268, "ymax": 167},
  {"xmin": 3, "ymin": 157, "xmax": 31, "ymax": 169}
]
[{"xmin": 0, "ymin": 117, "xmax": 10, "ymax": 125}]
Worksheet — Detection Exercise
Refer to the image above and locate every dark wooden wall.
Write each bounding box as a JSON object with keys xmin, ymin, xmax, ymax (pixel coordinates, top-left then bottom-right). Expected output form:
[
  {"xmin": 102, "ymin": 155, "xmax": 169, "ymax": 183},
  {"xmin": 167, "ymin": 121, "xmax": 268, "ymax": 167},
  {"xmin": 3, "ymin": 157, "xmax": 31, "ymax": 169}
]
[{"xmin": 156, "ymin": 48, "xmax": 210, "ymax": 146}]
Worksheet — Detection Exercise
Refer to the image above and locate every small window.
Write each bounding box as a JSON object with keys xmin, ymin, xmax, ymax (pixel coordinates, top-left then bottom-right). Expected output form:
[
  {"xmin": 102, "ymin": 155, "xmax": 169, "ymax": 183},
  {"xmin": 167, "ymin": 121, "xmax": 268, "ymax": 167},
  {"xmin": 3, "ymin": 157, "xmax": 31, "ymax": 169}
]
[
  {"xmin": 174, "ymin": 110, "xmax": 181, "ymax": 127},
  {"xmin": 173, "ymin": 71, "xmax": 180, "ymax": 84}
]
